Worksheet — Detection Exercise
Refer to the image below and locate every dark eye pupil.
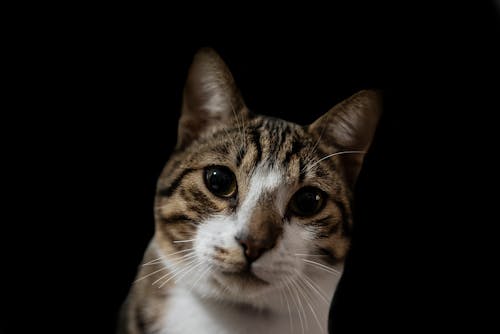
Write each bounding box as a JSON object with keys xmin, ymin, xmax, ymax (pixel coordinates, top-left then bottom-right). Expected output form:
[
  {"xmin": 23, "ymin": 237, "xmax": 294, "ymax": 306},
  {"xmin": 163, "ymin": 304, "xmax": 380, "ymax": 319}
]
[
  {"xmin": 297, "ymin": 192, "xmax": 320, "ymax": 212},
  {"xmin": 205, "ymin": 166, "xmax": 236, "ymax": 197},
  {"xmin": 208, "ymin": 170, "xmax": 231, "ymax": 191},
  {"xmin": 290, "ymin": 187, "xmax": 325, "ymax": 216}
]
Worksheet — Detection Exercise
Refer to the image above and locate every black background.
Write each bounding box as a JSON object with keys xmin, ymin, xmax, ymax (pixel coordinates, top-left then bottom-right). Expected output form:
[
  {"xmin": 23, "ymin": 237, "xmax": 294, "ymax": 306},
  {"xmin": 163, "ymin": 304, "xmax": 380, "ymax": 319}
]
[{"xmin": 3, "ymin": 2, "xmax": 499, "ymax": 333}]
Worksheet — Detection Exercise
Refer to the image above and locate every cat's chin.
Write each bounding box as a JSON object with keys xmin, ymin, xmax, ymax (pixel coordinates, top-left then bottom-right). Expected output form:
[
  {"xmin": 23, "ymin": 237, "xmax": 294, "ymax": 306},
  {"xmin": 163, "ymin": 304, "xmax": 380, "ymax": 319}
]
[
  {"xmin": 209, "ymin": 268, "xmax": 271, "ymax": 296},
  {"xmin": 216, "ymin": 269, "xmax": 268, "ymax": 286}
]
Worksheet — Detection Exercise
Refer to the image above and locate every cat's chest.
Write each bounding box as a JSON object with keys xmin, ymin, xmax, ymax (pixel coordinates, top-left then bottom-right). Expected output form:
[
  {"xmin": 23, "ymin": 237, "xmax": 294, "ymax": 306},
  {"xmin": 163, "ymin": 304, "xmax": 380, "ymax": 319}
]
[{"xmin": 159, "ymin": 287, "xmax": 328, "ymax": 334}]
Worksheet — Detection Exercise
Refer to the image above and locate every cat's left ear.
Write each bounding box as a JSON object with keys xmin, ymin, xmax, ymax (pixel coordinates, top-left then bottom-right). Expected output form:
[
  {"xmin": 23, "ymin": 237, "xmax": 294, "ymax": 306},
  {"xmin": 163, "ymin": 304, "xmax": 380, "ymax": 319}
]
[
  {"xmin": 177, "ymin": 48, "xmax": 247, "ymax": 149},
  {"xmin": 308, "ymin": 90, "xmax": 382, "ymax": 187}
]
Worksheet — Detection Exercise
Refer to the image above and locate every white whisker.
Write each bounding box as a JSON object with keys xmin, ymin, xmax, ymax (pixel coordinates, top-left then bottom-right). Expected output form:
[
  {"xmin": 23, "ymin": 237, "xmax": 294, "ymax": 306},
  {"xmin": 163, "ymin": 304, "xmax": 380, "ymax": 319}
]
[
  {"xmin": 283, "ymin": 278, "xmax": 303, "ymax": 334},
  {"xmin": 303, "ymin": 114, "xmax": 330, "ymax": 166},
  {"xmin": 190, "ymin": 264, "xmax": 212, "ymax": 292},
  {"xmin": 302, "ymin": 150, "xmax": 366, "ymax": 173},
  {"xmin": 285, "ymin": 277, "xmax": 307, "ymax": 333},
  {"xmin": 284, "ymin": 292, "xmax": 294, "ymax": 333},
  {"xmin": 294, "ymin": 253, "xmax": 329, "ymax": 257},
  {"xmin": 229, "ymin": 100, "xmax": 246, "ymax": 153},
  {"xmin": 152, "ymin": 258, "xmax": 196, "ymax": 286},
  {"xmin": 288, "ymin": 277, "xmax": 311, "ymax": 331},
  {"xmin": 293, "ymin": 272, "xmax": 324, "ymax": 332},
  {"xmin": 302, "ymin": 259, "xmax": 341, "ymax": 275},
  {"xmin": 173, "ymin": 239, "xmax": 196, "ymax": 244},
  {"xmin": 141, "ymin": 248, "xmax": 196, "ymax": 266},
  {"xmin": 134, "ymin": 266, "xmax": 169, "ymax": 283},
  {"xmin": 298, "ymin": 270, "xmax": 330, "ymax": 305},
  {"xmin": 172, "ymin": 260, "xmax": 205, "ymax": 285},
  {"xmin": 168, "ymin": 247, "xmax": 195, "ymax": 256},
  {"xmin": 151, "ymin": 253, "xmax": 198, "ymax": 286},
  {"xmin": 170, "ymin": 252, "xmax": 198, "ymax": 263},
  {"xmin": 156, "ymin": 258, "xmax": 200, "ymax": 288},
  {"xmin": 141, "ymin": 256, "xmax": 165, "ymax": 266}
]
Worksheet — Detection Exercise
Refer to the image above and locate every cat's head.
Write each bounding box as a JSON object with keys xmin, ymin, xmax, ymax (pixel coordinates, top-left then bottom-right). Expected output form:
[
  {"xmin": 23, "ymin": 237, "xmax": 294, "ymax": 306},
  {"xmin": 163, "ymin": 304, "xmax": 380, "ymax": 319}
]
[{"xmin": 153, "ymin": 48, "xmax": 381, "ymax": 304}]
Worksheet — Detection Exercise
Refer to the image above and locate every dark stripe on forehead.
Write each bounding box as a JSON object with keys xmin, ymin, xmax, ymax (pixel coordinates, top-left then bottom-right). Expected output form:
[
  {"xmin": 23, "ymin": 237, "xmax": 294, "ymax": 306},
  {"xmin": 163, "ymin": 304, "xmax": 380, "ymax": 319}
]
[
  {"xmin": 268, "ymin": 124, "xmax": 284, "ymax": 160},
  {"xmin": 313, "ymin": 166, "xmax": 328, "ymax": 178},
  {"xmin": 299, "ymin": 158, "xmax": 306, "ymax": 182},
  {"xmin": 250, "ymin": 128, "xmax": 262, "ymax": 164},
  {"xmin": 211, "ymin": 143, "xmax": 230, "ymax": 155},
  {"xmin": 158, "ymin": 168, "xmax": 196, "ymax": 197},
  {"xmin": 236, "ymin": 146, "xmax": 246, "ymax": 167},
  {"xmin": 283, "ymin": 137, "xmax": 304, "ymax": 164}
]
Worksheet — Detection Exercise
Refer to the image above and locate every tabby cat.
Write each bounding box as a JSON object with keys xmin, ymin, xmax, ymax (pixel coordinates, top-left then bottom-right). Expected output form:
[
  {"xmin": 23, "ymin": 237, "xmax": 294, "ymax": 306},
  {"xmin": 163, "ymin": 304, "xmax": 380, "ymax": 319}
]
[{"xmin": 118, "ymin": 48, "xmax": 381, "ymax": 334}]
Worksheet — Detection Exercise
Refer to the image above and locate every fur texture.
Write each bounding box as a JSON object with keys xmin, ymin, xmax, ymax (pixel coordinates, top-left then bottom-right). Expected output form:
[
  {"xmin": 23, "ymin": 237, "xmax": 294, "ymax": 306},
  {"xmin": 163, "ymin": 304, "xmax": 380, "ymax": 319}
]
[{"xmin": 118, "ymin": 48, "xmax": 381, "ymax": 334}]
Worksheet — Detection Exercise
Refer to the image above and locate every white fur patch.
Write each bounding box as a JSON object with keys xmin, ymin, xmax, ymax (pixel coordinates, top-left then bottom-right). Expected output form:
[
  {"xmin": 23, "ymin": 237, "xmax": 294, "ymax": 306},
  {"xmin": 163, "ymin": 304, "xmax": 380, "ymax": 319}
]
[{"xmin": 235, "ymin": 165, "xmax": 284, "ymax": 231}]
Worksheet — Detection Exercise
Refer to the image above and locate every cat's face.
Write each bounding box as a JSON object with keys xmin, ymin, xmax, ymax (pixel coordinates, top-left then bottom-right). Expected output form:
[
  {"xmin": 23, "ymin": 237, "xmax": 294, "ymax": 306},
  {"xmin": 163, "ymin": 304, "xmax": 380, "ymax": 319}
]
[{"xmin": 152, "ymin": 49, "xmax": 381, "ymax": 304}]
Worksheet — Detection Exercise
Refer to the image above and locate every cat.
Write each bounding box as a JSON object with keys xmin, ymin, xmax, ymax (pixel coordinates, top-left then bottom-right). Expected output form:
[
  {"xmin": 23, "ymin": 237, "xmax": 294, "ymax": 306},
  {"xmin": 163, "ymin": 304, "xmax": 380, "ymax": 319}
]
[{"xmin": 118, "ymin": 48, "xmax": 381, "ymax": 334}]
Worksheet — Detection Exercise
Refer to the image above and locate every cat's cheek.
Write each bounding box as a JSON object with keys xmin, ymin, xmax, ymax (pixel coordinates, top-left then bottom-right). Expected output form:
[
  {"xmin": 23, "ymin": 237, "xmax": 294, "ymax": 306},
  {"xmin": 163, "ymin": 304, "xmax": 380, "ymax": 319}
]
[
  {"xmin": 194, "ymin": 216, "xmax": 241, "ymax": 263},
  {"xmin": 251, "ymin": 245, "xmax": 300, "ymax": 284},
  {"xmin": 252, "ymin": 223, "xmax": 313, "ymax": 282},
  {"xmin": 252, "ymin": 260, "xmax": 286, "ymax": 283}
]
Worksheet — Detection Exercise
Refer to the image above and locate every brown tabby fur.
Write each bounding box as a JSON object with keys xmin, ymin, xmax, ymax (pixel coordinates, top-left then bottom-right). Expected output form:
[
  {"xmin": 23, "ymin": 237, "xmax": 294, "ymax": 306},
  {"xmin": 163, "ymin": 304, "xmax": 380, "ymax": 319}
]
[{"xmin": 118, "ymin": 48, "xmax": 381, "ymax": 333}]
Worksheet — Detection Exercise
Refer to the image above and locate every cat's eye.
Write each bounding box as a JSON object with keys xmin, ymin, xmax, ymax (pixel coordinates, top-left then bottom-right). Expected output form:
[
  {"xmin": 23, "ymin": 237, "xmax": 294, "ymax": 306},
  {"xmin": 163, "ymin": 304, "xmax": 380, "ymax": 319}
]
[
  {"xmin": 288, "ymin": 187, "xmax": 326, "ymax": 217},
  {"xmin": 204, "ymin": 166, "xmax": 237, "ymax": 198}
]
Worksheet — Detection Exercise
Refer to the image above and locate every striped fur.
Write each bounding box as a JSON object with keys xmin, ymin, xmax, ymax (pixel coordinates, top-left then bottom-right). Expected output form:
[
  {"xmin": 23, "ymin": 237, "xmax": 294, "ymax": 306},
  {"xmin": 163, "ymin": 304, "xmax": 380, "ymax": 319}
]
[{"xmin": 119, "ymin": 48, "xmax": 381, "ymax": 334}]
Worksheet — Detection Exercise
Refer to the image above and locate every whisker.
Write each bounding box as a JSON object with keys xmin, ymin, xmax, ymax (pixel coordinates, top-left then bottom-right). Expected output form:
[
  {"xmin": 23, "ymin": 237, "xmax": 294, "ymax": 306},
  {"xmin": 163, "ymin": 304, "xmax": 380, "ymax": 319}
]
[
  {"xmin": 141, "ymin": 256, "xmax": 165, "ymax": 266},
  {"xmin": 173, "ymin": 238, "xmax": 196, "ymax": 244},
  {"xmin": 283, "ymin": 278, "xmax": 304, "ymax": 334},
  {"xmin": 288, "ymin": 277, "xmax": 311, "ymax": 331},
  {"xmin": 302, "ymin": 259, "xmax": 341, "ymax": 275},
  {"xmin": 172, "ymin": 260, "xmax": 205, "ymax": 285},
  {"xmin": 286, "ymin": 276, "xmax": 308, "ymax": 333},
  {"xmin": 281, "ymin": 285, "xmax": 294, "ymax": 333},
  {"xmin": 229, "ymin": 100, "xmax": 246, "ymax": 153},
  {"xmin": 167, "ymin": 247, "xmax": 195, "ymax": 256},
  {"xmin": 292, "ymin": 277, "xmax": 312, "ymax": 332},
  {"xmin": 141, "ymin": 248, "xmax": 196, "ymax": 266},
  {"xmin": 292, "ymin": 273, "xmax": 324, "ymax": 332},
  {"xmin": 190, "ymin": 264, "xmax": 212, "ymax": 292},
  {"xmin": 155, "ymin": 258, "xmax": 200, "ymax": 287},
  {"xmin": 168, "ymin": 252, "xmax": 198, "ymax": 264},
  {"xmin": 301, "ymin": 150, "xmax": 366, "ymax": 173},
  {"xmin": 134, "ymin": 266, "xmax": 169, "ymax": 283},
  {"xmin": 298, "ymin": 270, "xmax": 330, "ymax": 305},
  {"xmin": 303, "ymin": 113, "xmax": 330, "ymax": 166},
  {"xmin": 294, "ymin": 253, "xmax": 329, "ymax": 257},
  {"xmin": 141, "ymin": 260, "xmax": 163, "ymax": 266},
  {"xmin": 150, "ymin": 253, "xmax": 198, "ymax": 286}
]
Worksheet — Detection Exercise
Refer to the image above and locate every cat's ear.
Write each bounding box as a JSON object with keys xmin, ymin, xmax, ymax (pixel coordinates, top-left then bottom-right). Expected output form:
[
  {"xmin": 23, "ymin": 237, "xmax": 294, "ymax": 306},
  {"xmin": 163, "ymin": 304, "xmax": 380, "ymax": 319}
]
[
  {"xmin": 308, "ymin": 90, "xmax": 382, "ymax": 187},
  {"xmin": 177, "ymin": 48, "xmax": 246, "ymax": 149}
]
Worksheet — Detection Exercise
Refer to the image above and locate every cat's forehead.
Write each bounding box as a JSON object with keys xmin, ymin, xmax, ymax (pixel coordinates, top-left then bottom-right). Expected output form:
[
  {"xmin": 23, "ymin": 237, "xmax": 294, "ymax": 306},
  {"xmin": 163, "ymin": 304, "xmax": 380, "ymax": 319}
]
[
  {"xmin": 246, "ymin": 115, "xmax": 305, "ymax": 136},
  {"xmin": 224, "ymin": 115, "xmax": 316, "ymax": 159},
  {"xmin": 179, "ymin": 114, "xmax": 337, "ymax": 188}
]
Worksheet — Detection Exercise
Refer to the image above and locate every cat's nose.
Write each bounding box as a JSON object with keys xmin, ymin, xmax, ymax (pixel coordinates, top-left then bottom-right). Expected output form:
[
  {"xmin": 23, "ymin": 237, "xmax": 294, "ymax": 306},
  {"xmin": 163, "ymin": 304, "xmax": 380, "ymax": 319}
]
[{"xmin": 235, "ymin": 235, "xmax": 273, "ymax": 264}]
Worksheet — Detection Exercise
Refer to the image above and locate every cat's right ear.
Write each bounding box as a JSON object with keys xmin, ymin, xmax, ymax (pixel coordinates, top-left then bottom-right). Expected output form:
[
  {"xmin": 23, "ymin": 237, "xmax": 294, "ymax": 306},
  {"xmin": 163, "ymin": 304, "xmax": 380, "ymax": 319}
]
[
  {"xmin": 308, "ymin": 90, "xmax": 382, "ymax": 187},
  {"xmin": 177, "ymin": 48, "xmax": 247, "ymax": 150}
]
